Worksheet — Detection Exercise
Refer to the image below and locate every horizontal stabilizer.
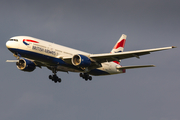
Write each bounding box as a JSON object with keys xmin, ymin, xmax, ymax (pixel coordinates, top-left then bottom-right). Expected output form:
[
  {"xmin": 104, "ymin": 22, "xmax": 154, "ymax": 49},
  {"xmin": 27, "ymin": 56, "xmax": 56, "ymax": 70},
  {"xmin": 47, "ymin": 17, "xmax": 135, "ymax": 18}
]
[
  {"xmin": 117, "ymin": 65, "xmax": 155, "ymax": 69},
  {"xmin": 6, "ymin": 60, "xmax": 19, "ymax": 62}
]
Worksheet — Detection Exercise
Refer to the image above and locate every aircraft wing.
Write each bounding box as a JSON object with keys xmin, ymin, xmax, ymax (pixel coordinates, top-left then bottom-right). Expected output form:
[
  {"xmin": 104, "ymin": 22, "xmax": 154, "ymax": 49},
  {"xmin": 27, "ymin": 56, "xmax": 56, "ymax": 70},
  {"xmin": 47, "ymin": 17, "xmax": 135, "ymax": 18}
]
[
  {"xmin": 6, "ymin": 60, "xmax": 19, "ymax": 62},
  {"xmin": 6, "ymin": 59, "xmax": 45, "ymax": 68},
  {"xmin": 89, "ymin": 46, "xmax": 176, "ymax": 63}
]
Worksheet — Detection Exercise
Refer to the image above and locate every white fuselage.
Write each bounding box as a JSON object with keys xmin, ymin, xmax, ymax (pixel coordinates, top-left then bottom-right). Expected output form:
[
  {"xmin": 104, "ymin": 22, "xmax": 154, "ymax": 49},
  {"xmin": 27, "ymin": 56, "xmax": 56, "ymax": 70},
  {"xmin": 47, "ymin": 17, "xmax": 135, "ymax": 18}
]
[{"xmin": 6, "ymin": 36, "xmax": 125, "ymax": 76}]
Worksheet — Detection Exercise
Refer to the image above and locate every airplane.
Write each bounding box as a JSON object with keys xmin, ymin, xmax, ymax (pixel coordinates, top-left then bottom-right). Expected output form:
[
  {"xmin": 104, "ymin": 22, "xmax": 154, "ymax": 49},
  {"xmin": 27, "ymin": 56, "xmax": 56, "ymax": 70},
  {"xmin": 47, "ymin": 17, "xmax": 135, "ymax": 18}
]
[{"xmin": 6, "ymin": 34, "xmax": 176, "ymax": 83}]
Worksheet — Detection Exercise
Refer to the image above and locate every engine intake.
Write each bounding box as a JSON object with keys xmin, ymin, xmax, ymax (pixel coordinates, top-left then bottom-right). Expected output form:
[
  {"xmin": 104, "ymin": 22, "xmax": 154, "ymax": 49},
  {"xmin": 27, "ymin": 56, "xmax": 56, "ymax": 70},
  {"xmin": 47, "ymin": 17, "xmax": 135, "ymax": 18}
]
[
  {"xmin": 72, "ymin": 54, "xmax": 91, "ymax": 67},
  {"xmin": 16, "ymin": 59, "xmax": 36, "ymax": 72}
]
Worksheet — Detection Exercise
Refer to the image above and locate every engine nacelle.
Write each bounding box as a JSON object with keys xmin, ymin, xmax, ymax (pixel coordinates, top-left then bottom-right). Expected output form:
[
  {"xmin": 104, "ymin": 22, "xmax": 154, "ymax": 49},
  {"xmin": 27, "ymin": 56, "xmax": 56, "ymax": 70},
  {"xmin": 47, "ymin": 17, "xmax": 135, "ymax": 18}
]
[
  {"xmin": 16, "ymin": 59, "xmax": 36, "ymax": 72},
  {"xmin": 72, "ymin": 54, "xmax": 91, "ymax": 67}
]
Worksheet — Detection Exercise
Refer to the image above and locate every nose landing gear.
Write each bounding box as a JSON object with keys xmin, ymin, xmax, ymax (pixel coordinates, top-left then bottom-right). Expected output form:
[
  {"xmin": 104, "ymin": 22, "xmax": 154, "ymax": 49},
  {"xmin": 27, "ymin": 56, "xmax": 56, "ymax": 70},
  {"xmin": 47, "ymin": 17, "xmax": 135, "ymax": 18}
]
[{"xmin": 80, "ymin": 73, "xmax": 92, "ymax": 81}]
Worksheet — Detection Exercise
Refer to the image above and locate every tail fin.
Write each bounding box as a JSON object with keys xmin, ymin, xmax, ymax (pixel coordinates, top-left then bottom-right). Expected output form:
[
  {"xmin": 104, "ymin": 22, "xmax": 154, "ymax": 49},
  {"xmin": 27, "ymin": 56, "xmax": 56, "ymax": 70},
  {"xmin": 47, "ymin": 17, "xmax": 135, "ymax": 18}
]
[
  {"xmin": 111, "ymin": 34, "xmax": 127, "ymax": 65},
  {"xmin": 111, "ymin": 34, "xmax": 127, "ymax": 53}
]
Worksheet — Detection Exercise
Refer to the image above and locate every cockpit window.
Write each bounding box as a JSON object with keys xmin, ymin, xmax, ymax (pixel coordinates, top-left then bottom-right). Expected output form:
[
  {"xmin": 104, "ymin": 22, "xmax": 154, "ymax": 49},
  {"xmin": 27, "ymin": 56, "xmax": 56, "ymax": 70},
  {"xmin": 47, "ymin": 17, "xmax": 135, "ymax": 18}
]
[{"xmin": 9, "ymin": 39, "xmax": 18, "ymax": 42}]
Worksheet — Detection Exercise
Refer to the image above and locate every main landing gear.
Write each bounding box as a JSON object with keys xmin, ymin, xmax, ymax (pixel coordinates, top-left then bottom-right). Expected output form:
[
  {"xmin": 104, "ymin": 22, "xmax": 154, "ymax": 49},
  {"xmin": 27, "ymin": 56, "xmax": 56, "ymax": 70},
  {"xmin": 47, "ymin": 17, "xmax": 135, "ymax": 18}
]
[
  {"xmin": 49, "ymin": 74, "xmax": 61, "ymax": 83},
  {"xmin": 79, "ymin": 73, "xmax": 92, "ymax": 81},
  {"xmin": 49, "ymin": 67, "xmax": 61, "ymax": 83}
]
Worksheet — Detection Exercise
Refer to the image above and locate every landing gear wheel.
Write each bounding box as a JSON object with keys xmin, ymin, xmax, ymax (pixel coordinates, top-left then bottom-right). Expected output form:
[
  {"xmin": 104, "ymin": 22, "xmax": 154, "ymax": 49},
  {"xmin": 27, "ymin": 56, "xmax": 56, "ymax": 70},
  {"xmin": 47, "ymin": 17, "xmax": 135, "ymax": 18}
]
[
  {"xmin": 48, "ymin": 66, "xmax": 62, "ymax": 83},
  {"xmin": 53, "ymin": 75, "xmax": 57, "ymax": 79},
  {"xmin": 79, "ymin": 73, "xmax": 92, "ymax": 81},
  {"xmin": 58, "ymin": 78, "xmax": 61, "ymax": 83},
  {"xmin": 88, "ymin": 76, "xmax": 92, "ymax": 81},
  {"xmin": 80, "ymin": 73, "xmax": 83, "ymax": 77},
  {"xmin": 49, "ymin": 75, "xmax": 52, "ymax": 79},
  {"xmin": 49, "ymin": 73, "xmax": 62, "ymax": 83},
  {"xmin": 85, "ymin": 77, "xmax": 88, "ymax": 81}
]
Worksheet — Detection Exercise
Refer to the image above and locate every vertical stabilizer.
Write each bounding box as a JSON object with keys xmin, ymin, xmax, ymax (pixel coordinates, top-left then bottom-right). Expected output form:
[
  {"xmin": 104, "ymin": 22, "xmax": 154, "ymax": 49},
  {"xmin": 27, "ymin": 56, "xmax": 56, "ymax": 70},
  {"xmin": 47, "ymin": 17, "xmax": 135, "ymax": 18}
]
[
  {"xmin": 111, "ymin": 34, "xmax": 127, "ymax": 65},
  {"xmin": 111, "ymin": 34, "xmax": 127, "ymax": 53}
]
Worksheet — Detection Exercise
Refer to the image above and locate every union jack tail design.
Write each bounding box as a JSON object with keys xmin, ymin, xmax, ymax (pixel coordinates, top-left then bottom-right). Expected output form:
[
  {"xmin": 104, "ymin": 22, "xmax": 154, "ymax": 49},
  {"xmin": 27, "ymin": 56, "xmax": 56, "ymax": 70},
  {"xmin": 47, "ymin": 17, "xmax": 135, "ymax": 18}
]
[
  {"xmin": 111, "ymin": 34, "xmax": 127, "ymax": 64},
  {"xmin": 111, "ymin": 34, "xmax": 127, "ymax": 53}
]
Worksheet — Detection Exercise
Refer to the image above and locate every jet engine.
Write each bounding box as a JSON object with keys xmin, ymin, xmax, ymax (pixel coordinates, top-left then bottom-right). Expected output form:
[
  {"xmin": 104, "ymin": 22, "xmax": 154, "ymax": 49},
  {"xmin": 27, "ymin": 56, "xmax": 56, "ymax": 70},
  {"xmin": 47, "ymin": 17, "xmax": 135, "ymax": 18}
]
[
  {"xmin": 72, "ymin": 54, "xmax": 91, "ymax": 67},
  {"xmin": 16, "ymin": 59, "xmax": 36, "ymax": 72}
]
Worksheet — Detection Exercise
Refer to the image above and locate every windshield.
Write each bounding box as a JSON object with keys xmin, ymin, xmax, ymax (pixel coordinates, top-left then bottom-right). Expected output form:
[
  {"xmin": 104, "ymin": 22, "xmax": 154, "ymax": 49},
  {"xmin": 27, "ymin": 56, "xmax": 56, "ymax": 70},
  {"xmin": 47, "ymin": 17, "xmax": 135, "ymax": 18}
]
[{"xmin": 9, "ymin": 39, "xmax": 18, "ymax": 42}]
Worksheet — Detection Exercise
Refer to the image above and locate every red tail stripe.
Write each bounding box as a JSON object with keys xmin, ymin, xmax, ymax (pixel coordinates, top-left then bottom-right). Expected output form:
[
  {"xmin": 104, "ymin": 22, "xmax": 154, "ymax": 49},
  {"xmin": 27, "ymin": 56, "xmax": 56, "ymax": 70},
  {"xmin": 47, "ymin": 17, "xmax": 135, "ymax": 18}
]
[{"xmin": 113, "ymin": 39, "xmax": 126, "ymax": 49}]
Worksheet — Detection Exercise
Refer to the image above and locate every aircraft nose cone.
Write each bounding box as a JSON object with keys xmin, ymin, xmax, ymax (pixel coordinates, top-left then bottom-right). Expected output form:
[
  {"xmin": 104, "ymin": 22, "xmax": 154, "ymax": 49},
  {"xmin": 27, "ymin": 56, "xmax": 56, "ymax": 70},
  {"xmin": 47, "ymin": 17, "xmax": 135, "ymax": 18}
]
[
  {"xmin": 6, "ymin": 40, "xmax": 14, "ymax": 48},
  {"xmin": 6, "ymin": 41, "xmax": 10, "ymax": 48}
]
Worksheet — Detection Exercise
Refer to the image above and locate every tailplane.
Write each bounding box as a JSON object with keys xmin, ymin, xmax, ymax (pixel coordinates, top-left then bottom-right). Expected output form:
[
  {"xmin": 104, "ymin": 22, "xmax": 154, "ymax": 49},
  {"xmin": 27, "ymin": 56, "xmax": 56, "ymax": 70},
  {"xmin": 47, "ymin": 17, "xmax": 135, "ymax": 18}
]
[{"xmin": 116, "ymin": 65, "xmax": 155, "ymax": 69}]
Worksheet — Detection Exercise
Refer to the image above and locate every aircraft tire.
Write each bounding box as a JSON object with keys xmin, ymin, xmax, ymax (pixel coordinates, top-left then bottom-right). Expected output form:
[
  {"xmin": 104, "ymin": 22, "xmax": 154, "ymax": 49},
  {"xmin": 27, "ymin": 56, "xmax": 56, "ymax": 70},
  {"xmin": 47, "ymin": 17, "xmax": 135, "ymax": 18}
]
[
  {"xmin": 85, "ymin": 77, "xmax": 88, "ymax": 81},
  {"xmin": 89, "ymin": 76, "xmax": 92, "ymax": 81},
  {"xmin": 53, "ymin": 75, "xmax": 58, "ymax": 79},
  {"xmin": 58, "ymin": 78, "xmax": 61, "ymax": 83},
  {"xmin": 80, "ymin": 73, "xmax": 83, "ymax": 77},
  {"xmin": 49, "ymin": 75, "xmax": 52, "ymax": 79}
]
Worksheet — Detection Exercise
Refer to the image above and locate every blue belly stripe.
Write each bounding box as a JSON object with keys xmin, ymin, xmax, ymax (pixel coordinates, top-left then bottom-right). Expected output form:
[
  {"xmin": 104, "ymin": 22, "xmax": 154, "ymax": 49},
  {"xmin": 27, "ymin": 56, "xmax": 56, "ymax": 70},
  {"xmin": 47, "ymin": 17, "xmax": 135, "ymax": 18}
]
[{"xmin": 8, "ymin": 48, "xmax": 110, "ymax": 76}]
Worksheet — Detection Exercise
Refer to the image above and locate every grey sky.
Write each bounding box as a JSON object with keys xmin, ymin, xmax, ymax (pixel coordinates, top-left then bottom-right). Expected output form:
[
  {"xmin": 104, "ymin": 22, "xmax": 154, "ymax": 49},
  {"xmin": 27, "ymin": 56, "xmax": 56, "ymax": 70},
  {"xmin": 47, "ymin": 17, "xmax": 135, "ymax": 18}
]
[{"xmin": 0, "ymin": 0, "xmax": 180, "ymax": 120}]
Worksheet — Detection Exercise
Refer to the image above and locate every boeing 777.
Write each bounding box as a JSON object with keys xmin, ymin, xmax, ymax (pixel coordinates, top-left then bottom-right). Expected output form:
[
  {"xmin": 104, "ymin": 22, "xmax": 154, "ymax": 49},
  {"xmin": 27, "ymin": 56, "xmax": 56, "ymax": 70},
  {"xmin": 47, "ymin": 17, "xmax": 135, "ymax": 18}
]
[{"xmin": 6, "ymin": 34, "xmax": 176, "ymax": 83}]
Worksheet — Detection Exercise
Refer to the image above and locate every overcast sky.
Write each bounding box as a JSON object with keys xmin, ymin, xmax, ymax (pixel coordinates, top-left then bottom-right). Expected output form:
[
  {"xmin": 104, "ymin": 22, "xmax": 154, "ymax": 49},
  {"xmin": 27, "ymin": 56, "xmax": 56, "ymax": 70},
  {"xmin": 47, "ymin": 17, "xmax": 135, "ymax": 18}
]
[{"xmin": 0, "ymin": 0, "xmax": 180, "ymax": 120}]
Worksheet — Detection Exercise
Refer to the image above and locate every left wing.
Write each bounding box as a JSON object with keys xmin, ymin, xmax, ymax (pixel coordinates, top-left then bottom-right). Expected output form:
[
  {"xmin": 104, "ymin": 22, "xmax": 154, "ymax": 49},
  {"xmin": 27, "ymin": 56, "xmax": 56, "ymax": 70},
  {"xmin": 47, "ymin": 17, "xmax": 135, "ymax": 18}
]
[
  {"xmin": 6, "ymin": 59, "xmax": 44, "ymax": 68},
  {"xmin": 89, "ymin": 46, "xmax": 176, "ymax": 63},
  {"xmin": 6, "ymin": 60, "xmax": 19, "ymax": 62}
]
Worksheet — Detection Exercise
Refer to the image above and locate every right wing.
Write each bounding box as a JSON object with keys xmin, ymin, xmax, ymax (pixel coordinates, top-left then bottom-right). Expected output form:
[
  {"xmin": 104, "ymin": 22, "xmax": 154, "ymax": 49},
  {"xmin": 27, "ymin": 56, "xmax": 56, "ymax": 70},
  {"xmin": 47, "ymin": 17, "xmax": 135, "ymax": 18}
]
[{"xmin": 89, "ymin": 46, "xmax": 176, "ymax": 63}]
